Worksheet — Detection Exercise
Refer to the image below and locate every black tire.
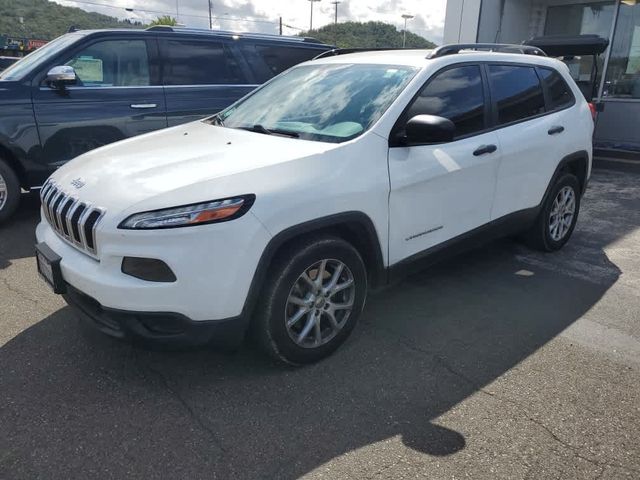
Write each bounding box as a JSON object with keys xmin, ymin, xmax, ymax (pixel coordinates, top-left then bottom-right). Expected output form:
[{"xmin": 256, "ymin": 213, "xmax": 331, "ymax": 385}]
[
  {"xmin": 253, "ymin": 235, "xmax": 367, "ymax": 366},
  {"xmin": 524, "ymin": 173, "xmax": 581, "ymax": 252},
  {"xmin": 0, "ymin": 158, "xmax": 20, "ymax": 224}
]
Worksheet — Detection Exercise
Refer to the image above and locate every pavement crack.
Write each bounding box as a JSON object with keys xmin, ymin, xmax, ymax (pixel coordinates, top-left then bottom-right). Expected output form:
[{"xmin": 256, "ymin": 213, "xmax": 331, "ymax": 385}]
[
  {"xmin": 132, "ymin": 349, "xmax": 229, "ymax": 456},
  {"xmin": 367, "ymin": 324, "xmax": 640, "ymax": 476},
  {"xmin": 1, "ymin": 277, "xmax": 40, "ymax": 306}
]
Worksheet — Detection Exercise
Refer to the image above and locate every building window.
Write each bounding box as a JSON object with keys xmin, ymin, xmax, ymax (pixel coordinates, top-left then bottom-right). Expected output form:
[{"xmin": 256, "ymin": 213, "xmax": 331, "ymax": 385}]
[
  {"xmin": 604, "ymin": 0, "xmax": 640, "ymax": 99},
  {"xmin": 545, "ymin": 2, "xmax": 615, "ymax": 94}
]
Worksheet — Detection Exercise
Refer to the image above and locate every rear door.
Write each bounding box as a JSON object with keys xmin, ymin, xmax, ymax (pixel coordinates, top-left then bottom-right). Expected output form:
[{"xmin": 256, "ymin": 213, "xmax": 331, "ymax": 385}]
[
  {"xmin": 32, "ymin": 36, "xmax": 166, "ymax": 168},
  {"xmin": 489, "ymin": 64, "xmax": 575, "ymax": 219},
  {"xmin": 160, "ymin": 37, "xmax": 256, "ymax": 126}
]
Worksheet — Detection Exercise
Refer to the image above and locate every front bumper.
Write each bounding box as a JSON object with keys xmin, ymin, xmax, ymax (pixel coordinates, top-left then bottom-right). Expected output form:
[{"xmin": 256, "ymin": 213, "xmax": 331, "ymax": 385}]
[
  {"xmin": 35, "ymin": 209, "xmax": 272, "ymax": 321},
  {"xmin": 64, "ymin": 285, "xmax": 247, "ymax": 348}
]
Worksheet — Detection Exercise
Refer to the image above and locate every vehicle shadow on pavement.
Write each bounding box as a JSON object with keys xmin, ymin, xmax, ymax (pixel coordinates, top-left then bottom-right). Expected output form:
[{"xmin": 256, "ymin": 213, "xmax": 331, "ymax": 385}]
[
  {"xmin": 0, "ymin": 192, "xmax": 41, "ymax": 270},
  {"xmin": 0, "ymin": 240, "xmax": 620, "ymax": 479}
]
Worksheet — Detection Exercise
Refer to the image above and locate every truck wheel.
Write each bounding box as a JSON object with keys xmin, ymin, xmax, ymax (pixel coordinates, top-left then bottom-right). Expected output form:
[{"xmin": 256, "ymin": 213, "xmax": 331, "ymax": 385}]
[
  {"xmin": 0, "ymin": 158, "xmax": 20, "ymax": 224},
  {"xmin": 524, "ymin": 173, "xmax": 581, "ymax": 252},
  {"xmin": 254, "ymin": 235, "xmax": 367, "ymax": 365}
]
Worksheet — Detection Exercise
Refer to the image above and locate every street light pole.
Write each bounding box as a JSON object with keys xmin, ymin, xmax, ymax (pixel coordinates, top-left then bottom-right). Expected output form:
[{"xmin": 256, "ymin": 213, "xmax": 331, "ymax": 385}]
[
  {"xmin": 401, "ymin": 14, "xmax": 414, "ymax": 48},
  {"xmin": 208, "ymin": 0, "xmax": 213, "ymax": 29},
  {"xmin": 308, "ymin": 0, "xmax": 321, "ymax": 31}
]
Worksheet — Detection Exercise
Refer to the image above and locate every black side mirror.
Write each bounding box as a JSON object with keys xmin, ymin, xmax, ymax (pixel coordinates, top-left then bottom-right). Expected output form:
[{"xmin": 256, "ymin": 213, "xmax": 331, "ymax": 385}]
[{"xmin": 404, "ymin": 114, "xmax": 455, "ymax": 145}]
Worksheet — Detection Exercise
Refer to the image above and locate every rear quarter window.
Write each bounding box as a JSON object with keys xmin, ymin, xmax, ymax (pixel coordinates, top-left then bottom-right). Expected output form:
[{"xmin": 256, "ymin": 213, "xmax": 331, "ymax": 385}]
[{"xmin": 538, "ymin": 67, "xmax": 575, "ymax": 110}]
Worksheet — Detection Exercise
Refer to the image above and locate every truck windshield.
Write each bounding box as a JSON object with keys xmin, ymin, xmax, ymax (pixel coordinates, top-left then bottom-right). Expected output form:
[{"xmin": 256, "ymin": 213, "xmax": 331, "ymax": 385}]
[
  {"xmin": 215, "ymin": 63, "xmax": 418, "ymax": 143},
  {"xmin": 0, "ymin": 33, "xmax": 83, "ymax": 81}
]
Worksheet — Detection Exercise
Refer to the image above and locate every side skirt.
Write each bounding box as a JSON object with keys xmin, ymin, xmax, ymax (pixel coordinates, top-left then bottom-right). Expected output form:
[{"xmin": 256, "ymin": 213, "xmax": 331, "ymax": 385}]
[{"xmin": 387, "ymin": 207, "xmax": 539, "ymax": 283}]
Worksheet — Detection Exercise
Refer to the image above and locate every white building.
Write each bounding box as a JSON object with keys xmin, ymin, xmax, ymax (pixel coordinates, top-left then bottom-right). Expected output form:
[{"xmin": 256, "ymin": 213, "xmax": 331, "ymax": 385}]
[{"xmin": 444, "ymin": 0, "xmax": 640, "ymax": 156}]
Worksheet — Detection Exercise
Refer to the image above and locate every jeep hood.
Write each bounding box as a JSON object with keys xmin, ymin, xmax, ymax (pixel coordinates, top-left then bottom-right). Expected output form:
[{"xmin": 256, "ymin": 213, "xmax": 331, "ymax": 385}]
[{"xmin": 50, "ymin": 120, "xmax": 339, "ymax": 213}]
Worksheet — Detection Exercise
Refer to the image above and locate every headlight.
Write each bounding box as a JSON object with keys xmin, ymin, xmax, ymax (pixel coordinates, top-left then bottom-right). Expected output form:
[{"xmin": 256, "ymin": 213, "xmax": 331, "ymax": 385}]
[{"xmin": 118, "ymin": 195, "xmax": 255, "ymax": 229}]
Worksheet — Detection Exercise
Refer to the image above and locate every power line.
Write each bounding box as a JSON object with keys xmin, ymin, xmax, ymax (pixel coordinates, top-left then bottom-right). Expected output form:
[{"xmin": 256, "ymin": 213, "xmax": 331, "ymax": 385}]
[{"xmin": 56, "ymin": 0, "xmax": 304, "ymax": 30}]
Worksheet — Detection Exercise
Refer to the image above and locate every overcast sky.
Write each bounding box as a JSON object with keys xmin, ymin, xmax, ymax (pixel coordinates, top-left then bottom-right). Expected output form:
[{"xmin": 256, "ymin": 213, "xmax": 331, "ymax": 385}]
[{"xmin": 54, "ymin": 0, "xmax": 447, "ymax": 44}]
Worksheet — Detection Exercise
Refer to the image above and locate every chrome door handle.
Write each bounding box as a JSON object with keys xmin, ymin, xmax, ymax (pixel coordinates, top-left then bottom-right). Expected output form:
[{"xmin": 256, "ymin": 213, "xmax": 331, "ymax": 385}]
[{"xmin": 130, "ymin": 103, "xmax": 157, "ymax": 109}]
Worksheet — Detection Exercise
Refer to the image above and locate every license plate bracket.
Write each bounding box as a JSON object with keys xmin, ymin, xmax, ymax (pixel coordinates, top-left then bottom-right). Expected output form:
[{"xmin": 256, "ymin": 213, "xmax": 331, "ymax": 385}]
[{"xmin": 36, "ymin": 242, "xmax": 66, "ymax": 294}]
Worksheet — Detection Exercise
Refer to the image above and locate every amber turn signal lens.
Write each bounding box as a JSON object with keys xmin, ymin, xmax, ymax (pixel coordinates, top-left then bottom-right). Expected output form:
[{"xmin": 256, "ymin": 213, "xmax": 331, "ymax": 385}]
[{"xmin": 190, "ymin": 204, "xmax": 243, "ymax": 223}]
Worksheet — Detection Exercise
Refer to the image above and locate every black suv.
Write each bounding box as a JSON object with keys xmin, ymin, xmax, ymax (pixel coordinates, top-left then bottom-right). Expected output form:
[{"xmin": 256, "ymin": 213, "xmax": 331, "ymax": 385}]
[{"xmin": 0, "ymin": 27, "xmax": 331, "ymax": 222}]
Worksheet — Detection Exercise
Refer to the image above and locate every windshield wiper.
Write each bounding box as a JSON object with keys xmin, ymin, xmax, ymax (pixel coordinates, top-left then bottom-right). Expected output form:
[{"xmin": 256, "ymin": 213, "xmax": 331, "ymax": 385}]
[
  {"xmin": 239, "ymin": 124, "xmax": 299, "ymax": 138},
  {"xmin": 207, "ymin": 114, "xmax": 224, "ymax": 126}
]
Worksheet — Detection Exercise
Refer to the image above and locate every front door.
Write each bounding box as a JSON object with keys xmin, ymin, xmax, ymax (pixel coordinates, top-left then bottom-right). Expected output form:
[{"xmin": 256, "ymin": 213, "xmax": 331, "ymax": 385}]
[
  {"xmin": 388, "ymin": 64, "xmax": 500, "ymax": 265},
  {"xmin": 32, "ymin": 37, "xmax": 167, "ymax": 170}
]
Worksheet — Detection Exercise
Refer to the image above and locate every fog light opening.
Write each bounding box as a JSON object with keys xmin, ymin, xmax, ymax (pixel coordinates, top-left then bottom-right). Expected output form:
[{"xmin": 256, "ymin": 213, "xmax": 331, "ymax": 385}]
[{"xmin": 121, "ymin": 257, "xmax": 177, "ymax": 283}]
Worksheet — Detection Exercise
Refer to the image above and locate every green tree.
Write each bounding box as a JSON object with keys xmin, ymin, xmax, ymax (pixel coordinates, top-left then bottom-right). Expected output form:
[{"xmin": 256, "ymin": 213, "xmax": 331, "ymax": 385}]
[
  {"xmin": 300, "ymin": 21, "xmax": 437, "ymax": 49},
  {"xmin": 0, "ymin": 0, "xmax": 140, "ymax": 41},
  {"xmin": 148, "ymin": 16, "xmax": 178, "ymax": 27}
]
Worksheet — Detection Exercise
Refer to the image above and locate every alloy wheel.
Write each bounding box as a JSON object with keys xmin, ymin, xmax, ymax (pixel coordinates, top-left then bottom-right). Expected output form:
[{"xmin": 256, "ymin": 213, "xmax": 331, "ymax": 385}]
[
  {"xmin": 0, "ymin": 173, "xmax": 7, "ymax": 211},
  {"xmin": 549, "ymin": 185, "xmax": 576, "ymax": 241},
  {"xmin": 285, "ymin": 259, "xmax": 356, "ymax": 348}
]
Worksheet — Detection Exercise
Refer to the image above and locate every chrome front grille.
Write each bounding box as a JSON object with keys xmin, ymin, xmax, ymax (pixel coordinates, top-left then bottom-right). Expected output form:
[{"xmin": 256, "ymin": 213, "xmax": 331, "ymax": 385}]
[{"xmin": 40, "ymin": 179, "xmax": 105, "ymax": 257}]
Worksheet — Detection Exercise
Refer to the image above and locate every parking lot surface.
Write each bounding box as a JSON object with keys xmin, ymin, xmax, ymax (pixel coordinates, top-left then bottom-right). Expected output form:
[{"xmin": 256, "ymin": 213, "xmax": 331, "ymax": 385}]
[{"xmin": 1, "ymin": 167, "xmax": 639, "ymax": 479}]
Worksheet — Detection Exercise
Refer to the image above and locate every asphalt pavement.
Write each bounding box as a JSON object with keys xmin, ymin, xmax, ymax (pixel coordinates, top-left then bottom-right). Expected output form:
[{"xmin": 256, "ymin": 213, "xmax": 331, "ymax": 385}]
[{"xmin": 1, "ymin": 167, "xmax": 639, "ymax": 479}]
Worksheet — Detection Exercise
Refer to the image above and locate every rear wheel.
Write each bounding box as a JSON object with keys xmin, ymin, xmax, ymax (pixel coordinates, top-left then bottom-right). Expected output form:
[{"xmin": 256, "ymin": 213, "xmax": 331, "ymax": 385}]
[
  {"xmin": 0, "ymin": 158, "xmax": 20, "ymax": 224},
  {"xmin": 524, "ymin": 173, "xmax": 581, "ymax": 252},
  {"xmin": 253, "ymin": 236, "xmax": 367, "ymax": 365}
]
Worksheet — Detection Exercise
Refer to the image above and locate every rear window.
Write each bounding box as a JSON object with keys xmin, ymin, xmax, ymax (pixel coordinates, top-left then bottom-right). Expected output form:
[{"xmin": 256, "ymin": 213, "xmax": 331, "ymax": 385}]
[
  {"xmin": 488, "ymin": 65, "xmax": 546, "ymax": 125},
  {"xmin": 538, "ymin": 67, "xmax": 575, "ymax": 110},
  {"xmin": 162, "ymin": 39, "xmax": 245, "ymax": 85},
  {"xmin": 243, "ymin": 43, "xmax": 325, "ymax": 83}
]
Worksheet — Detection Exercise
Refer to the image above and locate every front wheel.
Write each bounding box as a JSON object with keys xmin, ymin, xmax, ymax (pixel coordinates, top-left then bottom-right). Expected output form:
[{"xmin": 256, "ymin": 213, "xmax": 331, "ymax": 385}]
[
  {"xmin": 0, "ymin": 158, "xmax": 20, "ymax": 224},
  {"xmin": 524, "ymin": 173, "xmax": 581, "ymax": 252},
  {"xmin": 253, "ymin": 236, "xmax": 367, "ymax": 365}
]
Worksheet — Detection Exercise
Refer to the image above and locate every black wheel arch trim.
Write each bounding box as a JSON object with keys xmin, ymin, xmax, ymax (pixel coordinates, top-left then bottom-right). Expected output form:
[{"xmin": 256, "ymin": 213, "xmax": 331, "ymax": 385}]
[
  {"xmin": 542, "ymin": 150, "xmax": 590, "ymax": 203},
  {"xmin": 240, "ymin": 211, "xmax": 386, "ymax": 324}
]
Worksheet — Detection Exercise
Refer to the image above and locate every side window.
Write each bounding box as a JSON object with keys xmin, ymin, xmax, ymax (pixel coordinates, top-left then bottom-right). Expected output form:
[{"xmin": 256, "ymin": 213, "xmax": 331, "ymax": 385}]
[
  {"xmin": 488, "ymin": 65, "xmax": 546, "ymax": 125},
  {"xmin": 64, "ymin": 40, "xmax": 150, "ymax": 87},
  {"xmin": 255, "ymin": 45, "xmax": 321, "ymax": 79},
  {"xmin": 405, "ymin": 65, "xmax": 486, "ymax": 138},
  {"xmin": 538, "ymin": 67, "xmax": 575, "ymax": 110},
  {"xmin": 163, "ymin": 40, "xmax": 245, "ymax": 85}
]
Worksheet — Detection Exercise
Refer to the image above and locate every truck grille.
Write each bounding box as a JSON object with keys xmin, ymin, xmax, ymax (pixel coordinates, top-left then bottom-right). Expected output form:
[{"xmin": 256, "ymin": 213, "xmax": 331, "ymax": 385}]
[{"xmin": 40, "ymin": 179, "xmax": 105, "ymax": 257}]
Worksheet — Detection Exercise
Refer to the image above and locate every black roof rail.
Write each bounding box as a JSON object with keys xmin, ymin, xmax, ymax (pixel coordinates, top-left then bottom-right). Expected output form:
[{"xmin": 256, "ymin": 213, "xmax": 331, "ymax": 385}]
[
  {"xmin": 145, "ymin": 25, "xmax": 174, "ymax": 32},
  {"xmin": 314, "ymin": 47, "xmax": 407, "ymax": 59},
  {"xmin": 144, "ymin": 25, "xmax": 327, "ymax": 45},
  {"xmin": 427, "ymin": 43, "xmax": 546, "ymax": 59}
]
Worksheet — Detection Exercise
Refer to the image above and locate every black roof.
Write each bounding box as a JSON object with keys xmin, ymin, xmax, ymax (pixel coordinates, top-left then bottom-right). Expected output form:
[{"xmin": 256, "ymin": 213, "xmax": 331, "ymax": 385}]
[
  {"xmin": 524, "ymin": 35, "xmax": 609, "ymax": 56},
  {"xmin": 67, "ymin": 25, "xmax": 331, "ymax": 48}
]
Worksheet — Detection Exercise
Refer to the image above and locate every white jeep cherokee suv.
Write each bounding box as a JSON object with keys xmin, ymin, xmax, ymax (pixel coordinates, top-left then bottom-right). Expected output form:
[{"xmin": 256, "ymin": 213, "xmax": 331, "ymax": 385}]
[{"xmin": 35, "ymin": 44, "xmax": 593, "ymax": 365}]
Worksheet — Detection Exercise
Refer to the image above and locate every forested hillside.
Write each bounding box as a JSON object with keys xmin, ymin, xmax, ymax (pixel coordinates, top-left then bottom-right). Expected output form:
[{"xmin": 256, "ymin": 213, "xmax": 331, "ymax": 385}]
[
  {"xmin": 301, "ymin": 21, "xmax": 437, "ymax": 49},
  {"xmin": 0, "ymin": 0, "xmax": 139, "ymax": 40}
]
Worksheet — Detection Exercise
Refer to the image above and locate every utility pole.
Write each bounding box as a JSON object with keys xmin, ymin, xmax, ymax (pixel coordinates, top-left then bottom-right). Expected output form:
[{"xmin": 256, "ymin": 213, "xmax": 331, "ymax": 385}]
[
  {"xmin": 331, "ymin": 1, "xmax": 340, "ymax": 24},
  {"xmin": 279, "ymin": 16, "xmax": 283, "ymax": 35},
  {"xmin": 308, "ymin": 0, "xmax": 321, "ymax": 31},
  {"xmin": 401, "ymin": 14, "xmax": 414, "ymax": 48},
  {"xmin": 208, "ymin": 0, "xmax": 213, "ymax": 29}
]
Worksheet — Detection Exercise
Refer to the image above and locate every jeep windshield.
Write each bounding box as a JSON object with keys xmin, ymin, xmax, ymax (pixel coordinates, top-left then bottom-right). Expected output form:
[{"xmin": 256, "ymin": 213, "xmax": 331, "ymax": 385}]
[
  {"xmin": 0, "ymin": 33, "xmax": 84, "ymax": 81},
  {"xmin": 212, "ymin": 63, "xmax": 418, "ymax": 143}
]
